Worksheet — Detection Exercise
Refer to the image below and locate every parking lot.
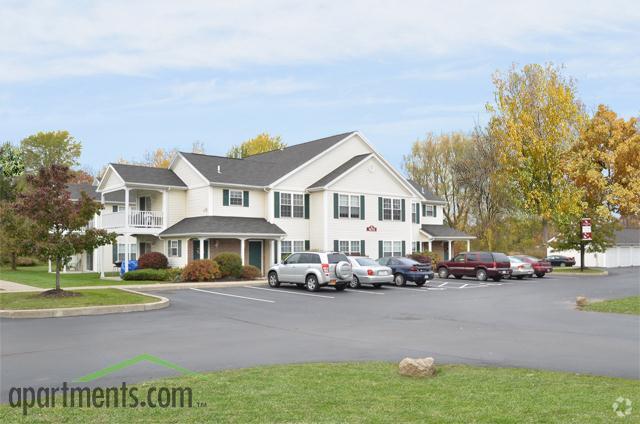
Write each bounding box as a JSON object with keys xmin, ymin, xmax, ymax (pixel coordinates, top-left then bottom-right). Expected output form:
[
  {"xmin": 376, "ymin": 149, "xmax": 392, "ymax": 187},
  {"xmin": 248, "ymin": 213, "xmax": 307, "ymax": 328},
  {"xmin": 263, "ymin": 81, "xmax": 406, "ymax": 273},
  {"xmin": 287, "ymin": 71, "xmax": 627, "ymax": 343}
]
[{"xmin": 1, "ymin": 268, "xmax": 639, "ymax": 401}]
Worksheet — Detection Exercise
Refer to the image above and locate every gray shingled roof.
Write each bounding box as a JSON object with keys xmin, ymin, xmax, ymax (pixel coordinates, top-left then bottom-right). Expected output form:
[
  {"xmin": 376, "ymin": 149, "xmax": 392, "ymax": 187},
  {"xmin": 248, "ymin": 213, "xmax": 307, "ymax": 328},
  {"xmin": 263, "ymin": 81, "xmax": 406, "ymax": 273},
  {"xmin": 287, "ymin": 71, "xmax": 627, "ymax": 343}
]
[
  {"xmin": 110, "ymin": 163, "xmax": 186, "ymax": 187},
  {"xmin": 160, "ymin": 216, "xmax": 286, "ymax": 236},
  {"xmin": 67, "ymin": 183, "xmax": 127, "ymax": 203},
  {"xmin": 407, "ymin": 180, "xmax": 444, "ymax": 202},
  {"xmin": 308, "ymin": 154, "xmax": 371, "ymax": 189},
  {"xmin": 180, "ymin": 132, "xmax": 355, "ymax": 186},
  {"xmin": 421, "ymin": 224, "xmax": 474, "ymax": 239},
  {"xmin": 616, "ymin": 228, "xmax": 640, "ymax": 245}
]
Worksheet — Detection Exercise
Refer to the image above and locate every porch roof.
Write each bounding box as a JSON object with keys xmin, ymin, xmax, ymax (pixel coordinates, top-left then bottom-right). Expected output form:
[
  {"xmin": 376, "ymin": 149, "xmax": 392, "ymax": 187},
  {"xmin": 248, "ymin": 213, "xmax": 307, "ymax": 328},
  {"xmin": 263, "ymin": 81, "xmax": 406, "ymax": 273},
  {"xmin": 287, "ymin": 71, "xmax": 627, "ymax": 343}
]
[
  {"xmin": 420, "ymin": 224, "xmax": 475, "ymax": 240},
  {"xmin": 160, "ymin": 216, "xmax": 286, "ymax": 238},
  {"xmin": 110, "ymin": 163, "xmax": 187, "ymax": 188}
]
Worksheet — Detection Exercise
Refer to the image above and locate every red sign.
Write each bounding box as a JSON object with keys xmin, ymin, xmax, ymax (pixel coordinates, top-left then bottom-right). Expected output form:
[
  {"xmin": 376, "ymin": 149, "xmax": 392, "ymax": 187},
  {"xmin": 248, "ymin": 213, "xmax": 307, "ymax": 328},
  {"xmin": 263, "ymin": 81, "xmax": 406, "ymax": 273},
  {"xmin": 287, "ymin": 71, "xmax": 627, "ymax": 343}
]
[
  {"xmin": 366, "ymin": 225, "xmax": 377, "ymax": 232},
  {"xmin": 581, "ymin": 218, "xmax": 592, "ymax": 241}
]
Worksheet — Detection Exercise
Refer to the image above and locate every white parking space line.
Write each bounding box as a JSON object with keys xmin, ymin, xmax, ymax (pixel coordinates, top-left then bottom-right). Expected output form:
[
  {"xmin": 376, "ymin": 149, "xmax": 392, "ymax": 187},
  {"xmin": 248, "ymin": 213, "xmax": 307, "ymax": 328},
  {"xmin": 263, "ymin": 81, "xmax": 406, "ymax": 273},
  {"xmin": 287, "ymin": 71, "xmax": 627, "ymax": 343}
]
[
  {"xmin": 349, "ymin": 289, "xmax": 385, "ymax": 295},
  {"xmin": 244, "ymin": 286, "xmax": 335, "ymax": 299},
  {"xmin": 438, "ymin": 282, "xmax": 448, "ymax": 287},
  {"xmin": 190, "ymin": 288, "xmax": 275, "ymax": 303},
  {"xmin": 459, "ymin": 284, "xmax": 468, "ymax": 289}
]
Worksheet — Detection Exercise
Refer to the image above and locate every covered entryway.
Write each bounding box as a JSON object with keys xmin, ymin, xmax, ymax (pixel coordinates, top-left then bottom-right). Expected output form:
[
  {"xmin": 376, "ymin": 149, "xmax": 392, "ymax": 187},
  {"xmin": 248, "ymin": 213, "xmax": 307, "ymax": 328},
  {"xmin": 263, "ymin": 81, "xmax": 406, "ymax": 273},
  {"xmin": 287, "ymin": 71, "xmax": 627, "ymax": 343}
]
[
  {"xmin": 248, "ymin": 241, "xmax": 263, "ymax": 270},
  {"xmin": 419, "ymin": 224, "xmax": 476, "ymax": 260}
]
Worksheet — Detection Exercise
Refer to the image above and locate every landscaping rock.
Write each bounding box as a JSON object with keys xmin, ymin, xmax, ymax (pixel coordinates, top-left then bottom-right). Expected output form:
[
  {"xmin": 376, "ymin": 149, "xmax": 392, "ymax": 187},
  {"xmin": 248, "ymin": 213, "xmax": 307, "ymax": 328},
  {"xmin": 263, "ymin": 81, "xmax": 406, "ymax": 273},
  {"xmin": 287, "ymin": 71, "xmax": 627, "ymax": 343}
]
[
  {"xmin": 398, "ymin": 357, "xmax": 436, "ymax": 377},
  {"xmin": 576, "ymin": 296, "xmax": 589, "ymax": 307}
]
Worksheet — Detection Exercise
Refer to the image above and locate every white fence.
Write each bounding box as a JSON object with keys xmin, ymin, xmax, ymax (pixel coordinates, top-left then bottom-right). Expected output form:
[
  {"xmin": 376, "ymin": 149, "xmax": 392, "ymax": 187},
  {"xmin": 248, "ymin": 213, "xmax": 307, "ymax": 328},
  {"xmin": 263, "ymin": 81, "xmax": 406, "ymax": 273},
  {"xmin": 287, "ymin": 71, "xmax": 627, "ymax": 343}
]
[{"xmin": 101, "ymin": 210, "xmax": 163, "ymax": 229}]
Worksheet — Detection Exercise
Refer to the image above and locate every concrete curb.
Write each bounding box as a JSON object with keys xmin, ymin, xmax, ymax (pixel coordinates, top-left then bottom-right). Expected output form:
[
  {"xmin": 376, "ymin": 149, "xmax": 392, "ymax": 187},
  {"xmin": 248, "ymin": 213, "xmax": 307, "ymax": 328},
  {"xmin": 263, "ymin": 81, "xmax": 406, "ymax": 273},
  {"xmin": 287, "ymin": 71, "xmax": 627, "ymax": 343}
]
[
  {"xmin": 551, "ymin": 270, "xmax": 608, "ymax": 277},
  {"xmin": 0, "ymin": 289, "xmax": 169, "ymax": 319}
]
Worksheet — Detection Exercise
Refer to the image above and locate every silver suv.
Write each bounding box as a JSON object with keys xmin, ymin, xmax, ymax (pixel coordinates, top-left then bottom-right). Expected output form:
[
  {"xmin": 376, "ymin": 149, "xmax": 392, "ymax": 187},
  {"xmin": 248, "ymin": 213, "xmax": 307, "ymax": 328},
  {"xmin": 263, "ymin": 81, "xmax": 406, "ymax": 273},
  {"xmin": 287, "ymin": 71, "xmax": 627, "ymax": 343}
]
[{"xmin": 268, "ymin": 251, "xmax": 353, "ymax": 292}]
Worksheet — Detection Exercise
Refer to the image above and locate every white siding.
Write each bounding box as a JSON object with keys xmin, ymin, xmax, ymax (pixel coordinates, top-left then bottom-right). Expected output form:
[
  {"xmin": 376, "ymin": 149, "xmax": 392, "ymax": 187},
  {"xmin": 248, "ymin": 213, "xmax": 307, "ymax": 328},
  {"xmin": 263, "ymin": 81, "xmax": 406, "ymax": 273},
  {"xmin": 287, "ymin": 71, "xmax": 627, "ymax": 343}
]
[
  {"xmin": 309, "ymin": 191, "xmax": 326, "ymax": 250},
  {"xmin": 420, "ymin": 204, "xmax": 444, "ymax": 225},
  {"xmin": 213, "ymin": 187, "xmax": 266, "ymax": 218},
  {"xmin": 186, "ymin": 186, "xmax": 210, "ymax": 217},
  {"xmin": 100, "ymin": 168, "xmax": 124, "ymax": 192},
  {"xmin": 548, "ymin": 246, "xmax": 640, "ymax": 268},
  {"xmin": 331, "ymin": 156, "xmax": 414, "ymax": 197},
  {"xmin": 171, "ymin": 156, "xmax": 208, "ymax": 188},
  {"xmin": 167, "ymin": 190, "xmax": 186, "ymax": 227}
]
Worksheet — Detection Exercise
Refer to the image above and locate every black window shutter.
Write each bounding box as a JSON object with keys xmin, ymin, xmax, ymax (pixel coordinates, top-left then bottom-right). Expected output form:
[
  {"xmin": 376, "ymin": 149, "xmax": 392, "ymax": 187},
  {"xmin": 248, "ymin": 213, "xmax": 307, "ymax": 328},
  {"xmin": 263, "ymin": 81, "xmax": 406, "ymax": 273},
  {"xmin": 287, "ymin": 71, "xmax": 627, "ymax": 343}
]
[
  {"xmin": 378, "ymin": 240, "xmax": 383, "ymax": 258},
  {"xmin": 434, "ymin": 205, "xmax": 437, "ymax": 217},
  {"xmin": 401, "ymin": 199, "xmax": 406, "ymax": 222},
  {"xmin": 112, "ymin": 243, "xmax": 117, "ymax": 263},
  {"xmin": 378, "ymin": 197, "xmax": 383, "ymax": 220},
  {"xmin": 304, "ymin": 194, "xmax": 310, "ymax": 219},
  {"xmin": 360, "ymin": 240, "xmax": 365, "ymax": 255},
  {"xmin": 422, "ymin": 204, "xmax": 426, "ymax": 217},
  {"xmin": 333, "ymin": 240, "xmax": 339, "ymax": 252},
  {"xmin": 243, "ymin": 191, "xmax": 249, "ymax": 207},
  {"xmin": 274, "ymin": 192, "xmax": 280, "ymax": 218},
  {"xmin": 223, "ymin": 189, "xmax": 229, "ymax": 206},
  {"xmin": 416, "ymin": 203, "xmax": 420, "ymax": 224},
  {"xmin": 305, "ymin": 240, "xmax": 310, "ymax": 250},
  {"xmin": 402, "ymin": 240, "xmax": 406, "ymax": 256},
  {"xmin": 333, "ymin": 193, "xmax": 339, "ymax": 219},
  {"xmin": 360, "ymin": 195, "xmax": 365, "ymax": 220},
  {"xmin": 178, "ymin": 240, "xmax": 182, "ymax": 257}
]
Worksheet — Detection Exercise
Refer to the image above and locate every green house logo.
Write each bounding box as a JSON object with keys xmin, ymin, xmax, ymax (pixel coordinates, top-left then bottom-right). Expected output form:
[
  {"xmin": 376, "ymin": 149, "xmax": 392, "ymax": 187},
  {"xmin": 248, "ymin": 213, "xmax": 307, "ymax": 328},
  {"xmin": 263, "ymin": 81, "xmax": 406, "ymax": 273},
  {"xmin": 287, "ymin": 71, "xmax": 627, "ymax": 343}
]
[{"xmin": 75, "ymin": 354, "xmax": 196, "ymax": 383}]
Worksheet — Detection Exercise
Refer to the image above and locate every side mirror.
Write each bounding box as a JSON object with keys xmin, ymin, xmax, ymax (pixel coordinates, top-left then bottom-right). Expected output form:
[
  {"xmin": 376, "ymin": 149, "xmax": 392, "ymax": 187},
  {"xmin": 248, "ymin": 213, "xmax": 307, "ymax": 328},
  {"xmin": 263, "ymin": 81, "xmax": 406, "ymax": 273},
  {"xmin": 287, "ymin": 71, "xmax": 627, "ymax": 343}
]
[{"xmin": 282, "ymin": 259, "xmax": 288, "ymax": 265}]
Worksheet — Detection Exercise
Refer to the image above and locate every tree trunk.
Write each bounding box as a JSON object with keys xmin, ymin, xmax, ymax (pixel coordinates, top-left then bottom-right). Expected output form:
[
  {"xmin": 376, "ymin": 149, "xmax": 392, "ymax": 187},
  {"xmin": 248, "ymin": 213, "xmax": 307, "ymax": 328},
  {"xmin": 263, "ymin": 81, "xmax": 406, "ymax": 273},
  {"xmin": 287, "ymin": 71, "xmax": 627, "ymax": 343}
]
[
  {"xmin": 55, "ymin": 258, "xmax": 61, "ymax": 291},
  {"xmin": 10, "ymin": 252, "xmax": 17, "ymax": 270},
  {"xmin": 542, "ymin": 219, "xmax": 549, "ymax": 247}
]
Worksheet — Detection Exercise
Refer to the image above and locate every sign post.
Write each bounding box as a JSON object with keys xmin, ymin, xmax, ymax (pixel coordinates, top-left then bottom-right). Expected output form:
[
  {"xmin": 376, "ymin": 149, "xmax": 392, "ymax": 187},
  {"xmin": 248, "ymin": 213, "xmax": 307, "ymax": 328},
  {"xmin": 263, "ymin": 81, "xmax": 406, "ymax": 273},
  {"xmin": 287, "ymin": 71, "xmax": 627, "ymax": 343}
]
[{"xmin": 580, "ymin": 218, "xmax": 592, "ymax": 272}]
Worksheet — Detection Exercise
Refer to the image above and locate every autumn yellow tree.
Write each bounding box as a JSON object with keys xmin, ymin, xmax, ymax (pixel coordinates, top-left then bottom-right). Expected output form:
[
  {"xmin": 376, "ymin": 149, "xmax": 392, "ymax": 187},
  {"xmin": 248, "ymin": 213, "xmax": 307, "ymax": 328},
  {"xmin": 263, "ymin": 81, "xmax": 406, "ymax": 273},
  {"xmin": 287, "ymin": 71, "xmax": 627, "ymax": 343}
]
[
  {"xmin": 227, "ymin": 133, "xmax": 286, "ymax": 158},
  {"xmin": 487, "ymin": 63, "xmax": 586, "ymax": 243}
]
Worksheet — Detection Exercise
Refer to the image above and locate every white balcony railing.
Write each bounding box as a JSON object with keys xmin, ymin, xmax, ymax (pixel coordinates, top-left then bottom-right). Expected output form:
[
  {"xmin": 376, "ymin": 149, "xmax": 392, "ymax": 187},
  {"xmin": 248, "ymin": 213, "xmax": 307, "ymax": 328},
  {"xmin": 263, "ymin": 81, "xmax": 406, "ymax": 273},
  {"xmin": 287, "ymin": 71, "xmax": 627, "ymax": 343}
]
[{"xmin": 101, "ymin": 210, "xmax": 163, "ymax": 229}]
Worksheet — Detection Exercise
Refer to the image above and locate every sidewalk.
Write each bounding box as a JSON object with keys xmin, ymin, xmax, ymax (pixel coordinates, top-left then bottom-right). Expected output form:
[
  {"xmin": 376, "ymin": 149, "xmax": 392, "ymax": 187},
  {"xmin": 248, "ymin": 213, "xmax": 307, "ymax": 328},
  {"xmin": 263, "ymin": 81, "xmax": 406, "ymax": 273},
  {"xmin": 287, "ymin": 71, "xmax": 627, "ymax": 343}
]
[{"xmin": 0, "ymin": 279, "xmax": 267, "ymax": 293}]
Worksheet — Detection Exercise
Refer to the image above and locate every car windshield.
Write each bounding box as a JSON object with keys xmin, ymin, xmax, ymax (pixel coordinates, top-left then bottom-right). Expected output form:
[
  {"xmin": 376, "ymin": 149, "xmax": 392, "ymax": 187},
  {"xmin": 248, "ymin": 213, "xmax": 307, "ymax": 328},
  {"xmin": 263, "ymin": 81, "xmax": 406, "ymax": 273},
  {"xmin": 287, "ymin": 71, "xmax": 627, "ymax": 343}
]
[
  {"xmin": 493, "ymin": 253, "xmax": 510, "ymax": 262},
  {"xmin": 355, "ymin": 258, "xmax": 378, "ymax": 266},
  {"xmin": 328, "ymin": 253, "xmax": 349, "ymax": 264},
  {"xmin": 398, "ymin": 258, "xmax": 419, "ymax": 265}
]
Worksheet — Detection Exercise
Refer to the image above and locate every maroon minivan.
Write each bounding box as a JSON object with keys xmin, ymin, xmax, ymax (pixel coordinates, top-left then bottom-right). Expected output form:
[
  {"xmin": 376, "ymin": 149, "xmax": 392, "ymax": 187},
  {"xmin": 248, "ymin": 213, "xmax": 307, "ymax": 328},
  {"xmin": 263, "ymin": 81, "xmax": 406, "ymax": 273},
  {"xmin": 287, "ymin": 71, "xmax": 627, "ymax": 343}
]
[{"xmin": 437, "ymin": 252, "xmax": 512, "ymax": 282}]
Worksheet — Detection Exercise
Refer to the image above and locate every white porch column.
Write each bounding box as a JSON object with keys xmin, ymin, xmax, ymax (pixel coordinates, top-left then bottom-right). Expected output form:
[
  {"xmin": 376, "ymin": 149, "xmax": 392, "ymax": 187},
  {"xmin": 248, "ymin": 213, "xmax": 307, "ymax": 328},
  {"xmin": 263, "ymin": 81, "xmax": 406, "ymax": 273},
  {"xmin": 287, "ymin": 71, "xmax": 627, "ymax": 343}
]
[
  {"xmin": 124, "ymin": 188, "xmax": 130, "ymax": 230},
  {"xmin": 467, "ymin": 240, "xmax": 471, "ymax": 252},
  {"xmin": 448, "ymin": 240, "xmax": 453, "ymax": 260},
  {"xmin": 100, "ymin": 192, "xmax": 105, "ymax": 278},
  {"xmin": 271, "ymin": 240, "xmax": 276, "ymax": 265},
  {"xmin": 277, "ymin": 239, "xmax": 282, "ymax": 264},
  {"xmin": 124, "ymin": 237, "xmax": 130, "ymax": 273},
  {"xmin": 162, "ymin": 190, "xmax": 168, "ymax": 230},
  {"xmin": 239, "ymin": 238, "xmax": 245, "ymax": 265},
  {"xmin": 428, "ymin": 240, "xmax": 433, "ymax": 252},
  {"xmin": 199, "ymin": 238, "xmax": 205, "ymax": 260}
]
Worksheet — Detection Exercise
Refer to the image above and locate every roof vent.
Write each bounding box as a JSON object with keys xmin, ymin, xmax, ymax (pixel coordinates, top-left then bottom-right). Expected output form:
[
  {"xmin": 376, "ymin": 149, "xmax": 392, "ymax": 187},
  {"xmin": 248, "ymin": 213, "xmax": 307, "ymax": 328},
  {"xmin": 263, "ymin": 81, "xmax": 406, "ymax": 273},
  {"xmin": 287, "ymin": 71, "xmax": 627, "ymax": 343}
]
[{"xmin": 217, "ymin": 165, "xmax": 221, "ymax": 174}]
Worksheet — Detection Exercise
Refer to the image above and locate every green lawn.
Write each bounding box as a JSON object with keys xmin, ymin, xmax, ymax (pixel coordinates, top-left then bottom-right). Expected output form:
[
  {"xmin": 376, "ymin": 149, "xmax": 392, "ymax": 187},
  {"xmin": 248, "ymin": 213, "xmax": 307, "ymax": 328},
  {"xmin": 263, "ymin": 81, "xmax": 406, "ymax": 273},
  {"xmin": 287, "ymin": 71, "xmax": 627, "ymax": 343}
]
[
  {"xmin": 1, "ymin": 362, "xmax": 638, "ymax": 422},
  {"xmin": 0, "ymin": 288, "xmax": 158, "ymax": 310},
  {"xmin": 0, "ymin": 266, "xmax": 161, "ymax": 289},
  {"xmin": 582, "ymin": 295, "xmax": 640, "ymax": 315},
  {"xmin": 553, "ymin": 267, "xmax": 606, "ymax": 274}
]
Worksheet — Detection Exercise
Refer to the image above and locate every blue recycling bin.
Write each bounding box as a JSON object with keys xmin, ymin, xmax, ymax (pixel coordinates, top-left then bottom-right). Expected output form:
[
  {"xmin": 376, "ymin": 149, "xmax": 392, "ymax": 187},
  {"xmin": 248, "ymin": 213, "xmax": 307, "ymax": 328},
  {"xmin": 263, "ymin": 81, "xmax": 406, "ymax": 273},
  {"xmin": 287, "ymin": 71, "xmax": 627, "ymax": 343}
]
[{"xmin": 120, "ymin": 260, "xmax": 138, "ymax": 276}]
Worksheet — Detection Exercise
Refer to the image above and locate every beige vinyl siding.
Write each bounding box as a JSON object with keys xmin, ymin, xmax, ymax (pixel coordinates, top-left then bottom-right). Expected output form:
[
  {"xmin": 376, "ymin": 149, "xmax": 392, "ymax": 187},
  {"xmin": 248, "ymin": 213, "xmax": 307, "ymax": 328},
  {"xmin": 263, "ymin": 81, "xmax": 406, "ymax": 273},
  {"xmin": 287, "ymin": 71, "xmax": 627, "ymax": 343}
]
[
  {"xmin": 330, "ymin": 156, "xmax": 414, "ymax": 197},
  {"xmin": 213, "ymin": 187, "xmax": 266, "ymax": 218},
  {"xmin": 100, "ymin": 168, "xmax": 125, "ymax": 192},
  {"xmin": 171, "ymin": 155, "xmax": 208, "ymax": 187},
  {"xmin": 309, "ymin": 191, "xmax": 326, "ymax": 250},
  {"xmin": 167, "ymin": 190, "xmax": 186, "ymax": 227},
  {"xmin": 186, "ymin": 186, "xmax": 210, "ymax": 217}
]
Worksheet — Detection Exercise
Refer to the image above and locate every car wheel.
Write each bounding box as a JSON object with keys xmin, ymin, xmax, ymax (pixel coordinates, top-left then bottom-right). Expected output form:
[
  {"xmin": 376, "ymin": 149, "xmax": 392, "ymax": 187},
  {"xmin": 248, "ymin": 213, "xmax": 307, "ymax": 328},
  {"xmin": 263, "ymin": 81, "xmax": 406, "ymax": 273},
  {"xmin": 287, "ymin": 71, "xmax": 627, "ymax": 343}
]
[
  {"xmin": 372, "ymin": 283, "xmax": 382, "ymax": 288},
  {"xmin": 335, "ymin": 283, "xmax": 347, "ymax": 291},
  {"xmin": 536, "ymin": 273, "xmax": 545, "ymax": 278},
  {"xmin": 438, "ymin": 267, "xmax": 449, "ymax": 279},
  {"xmin": 349, "ymin": 276, "xmax": 361, "ymax": 289},
  {"xmin": 268, "ymin": 272, "xmax": 280, "ymax": 288},
  {"xmin": 516, "ymin": 275, "xmax": 524, "ymax": 280},
  {"xmin": 394, "ymin": 273, "xmax": 406, "ymax": 286},
  {"xmin": 415, "ymin": 281, "xmax": 425, "ymax": 287},
  {"xmin": 476, "ymin": 269, "xmax": 488, "ymax": 281},
  {"xmin": 454, "ymin": 275, "xmax": 463, "ymax": 280},
  {"xmin": 305, "ymin": 274, "xmax": 320, "ymax": 292}
]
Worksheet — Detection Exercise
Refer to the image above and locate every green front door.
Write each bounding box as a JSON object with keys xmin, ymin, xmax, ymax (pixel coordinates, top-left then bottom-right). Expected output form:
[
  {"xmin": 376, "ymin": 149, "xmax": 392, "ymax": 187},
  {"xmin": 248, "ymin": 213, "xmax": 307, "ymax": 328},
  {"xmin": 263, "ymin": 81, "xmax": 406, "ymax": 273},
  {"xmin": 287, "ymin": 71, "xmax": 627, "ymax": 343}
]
[{"xmin": 248, "ymin": 241, "xmax": 262, "ymax": 272}]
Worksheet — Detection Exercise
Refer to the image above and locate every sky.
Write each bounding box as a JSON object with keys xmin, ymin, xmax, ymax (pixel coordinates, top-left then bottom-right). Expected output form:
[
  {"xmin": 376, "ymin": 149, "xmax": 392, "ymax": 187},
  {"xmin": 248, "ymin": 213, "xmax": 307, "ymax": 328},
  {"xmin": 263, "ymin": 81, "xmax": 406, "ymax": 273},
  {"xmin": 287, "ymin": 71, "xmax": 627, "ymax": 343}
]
[{"xmin": 1, "ymin": 0, "xmax": 639, "ymax": 173}]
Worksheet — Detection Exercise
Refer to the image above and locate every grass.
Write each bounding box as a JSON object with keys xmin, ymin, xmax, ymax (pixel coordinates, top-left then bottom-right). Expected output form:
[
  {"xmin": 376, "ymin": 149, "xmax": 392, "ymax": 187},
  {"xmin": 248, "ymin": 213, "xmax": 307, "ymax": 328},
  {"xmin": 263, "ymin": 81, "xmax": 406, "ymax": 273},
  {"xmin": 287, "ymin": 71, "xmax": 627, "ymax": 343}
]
[
  {"xmin": 1, "ymin": 362, "xmax": 638, "ymax": 423},
  {"xmin": 553, "ymin": 267, "xmax": 606, "ymax": 274},
  {"xmin": 0, "ymin": 288, "xmax": 157, "ymax": 310},
  {"xmin": 0, "ymin": 265, "xmax": 164, "ymax": 289},
  {"xmin": 582, "ymin": 295, "xmax": 640, "ymax": 315}
]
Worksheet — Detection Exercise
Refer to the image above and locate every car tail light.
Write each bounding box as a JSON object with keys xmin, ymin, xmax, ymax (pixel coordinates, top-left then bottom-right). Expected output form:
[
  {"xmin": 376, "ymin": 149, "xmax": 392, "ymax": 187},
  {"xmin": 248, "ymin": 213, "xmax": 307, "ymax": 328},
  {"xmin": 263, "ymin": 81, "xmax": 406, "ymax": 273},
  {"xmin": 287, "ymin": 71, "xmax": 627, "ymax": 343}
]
[
  {"xmin": 367, "ymin": 269, "xmax": 374, "ymax": 276},
  {"xmin": 409, "ymin": 266, "xmax": 417, "ymax": 272},
  {"xmin": 322, "ymin": 263, "xmax": 329, "ymax": 275}
]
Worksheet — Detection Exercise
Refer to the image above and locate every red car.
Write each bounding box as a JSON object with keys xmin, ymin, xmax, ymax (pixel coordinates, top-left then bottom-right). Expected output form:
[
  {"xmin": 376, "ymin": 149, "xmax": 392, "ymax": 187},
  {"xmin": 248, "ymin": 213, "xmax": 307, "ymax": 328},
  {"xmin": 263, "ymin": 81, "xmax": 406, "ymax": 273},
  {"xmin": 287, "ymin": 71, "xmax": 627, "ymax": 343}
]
[
  {"xmin": 514, "ymin": 255, "xmax": 553, "ymax": 278},
  {"xmin": 437, "ymin": 251, "xmax": 512, "ymax": 282}
]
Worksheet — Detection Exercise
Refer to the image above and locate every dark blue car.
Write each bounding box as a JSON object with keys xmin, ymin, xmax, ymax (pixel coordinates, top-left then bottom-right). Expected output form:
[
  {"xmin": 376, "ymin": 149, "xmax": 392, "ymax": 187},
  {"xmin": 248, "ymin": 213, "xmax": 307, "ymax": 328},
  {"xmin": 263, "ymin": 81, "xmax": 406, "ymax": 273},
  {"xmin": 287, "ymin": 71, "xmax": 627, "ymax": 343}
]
[{"xmin": 376, "ymin": 257, "xmax": 434, "ymax": 286}]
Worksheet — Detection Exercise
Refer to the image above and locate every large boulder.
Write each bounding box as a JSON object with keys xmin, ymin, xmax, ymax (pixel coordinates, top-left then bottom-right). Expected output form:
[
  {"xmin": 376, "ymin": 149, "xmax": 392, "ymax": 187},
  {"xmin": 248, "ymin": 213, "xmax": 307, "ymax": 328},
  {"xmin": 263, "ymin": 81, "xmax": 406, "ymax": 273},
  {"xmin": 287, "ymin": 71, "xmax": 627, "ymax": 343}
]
[
  {"xmin": 576, "ymin": 296, "xmax": 589, "ymax": 307},
  {"xmin": 398, "ymin": 357, "xmax": 436, "ymax": 377}
]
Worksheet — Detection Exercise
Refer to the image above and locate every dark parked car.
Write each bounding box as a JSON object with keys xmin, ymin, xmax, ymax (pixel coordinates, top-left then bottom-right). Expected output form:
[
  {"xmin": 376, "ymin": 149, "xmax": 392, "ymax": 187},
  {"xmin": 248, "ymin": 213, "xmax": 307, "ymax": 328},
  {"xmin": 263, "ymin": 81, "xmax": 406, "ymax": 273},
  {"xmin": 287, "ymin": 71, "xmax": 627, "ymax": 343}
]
[
  {"xmin": 376, "ymin": 257, "xmax": 434, "ymax": 286},
  {"xmin": 513, "ymin": 255, "xmax": 553, "ymax": 277},
  {"xmin": 437, "ymin": 251, "xmax": 512, "ymax": 282},
  {"xmin": 544, "ymin": 255, "xmax": 576, "ymax": 267}
]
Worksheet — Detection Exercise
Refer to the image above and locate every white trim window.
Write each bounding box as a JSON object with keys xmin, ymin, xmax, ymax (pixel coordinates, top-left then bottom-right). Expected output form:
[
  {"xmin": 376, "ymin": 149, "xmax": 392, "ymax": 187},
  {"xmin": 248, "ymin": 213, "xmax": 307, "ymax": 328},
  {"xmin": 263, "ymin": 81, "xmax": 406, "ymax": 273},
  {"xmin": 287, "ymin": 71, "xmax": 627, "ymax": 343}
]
[
  {"xmin": 382, "ymin": 241, "xmax": 403, "ymax": 257},
  {"xmin": 412, "ymin": 203, "xmax": 419, "ymax": 223},
  {"xmin": 229, "ymin": 190, "xmax": 243, "ymax": 206},
  {"xmin": 279, "ymin": 192, "xmax": 305, "ymax": 219},
  {"xmin": 382, "ymin": 197, "xmax": 402, "ymax": 221},
  {"xmin": 168, "ymin": 240, "xmax": 180, "ymax": 257},
  {"xmin": 338, "ymin": 240, "xmax": 363, "ymax": 255},
  {"xmin": 281, "ymin": 240, "xmax": 305, "ymax": 261},
  {"xmin": 424, "ymin": 204, "xmax": 436, "ymax": 217},
  {"xmin": 280, "ymin": 193, "xmax": 292, "ymax": 217},
  {"xmin": 293, "ymin": 194, "xmax": 304, "ymax": 218},
  {"xmin": 117, "ymin": 243, "xmax": 137, "ymax": 261}
]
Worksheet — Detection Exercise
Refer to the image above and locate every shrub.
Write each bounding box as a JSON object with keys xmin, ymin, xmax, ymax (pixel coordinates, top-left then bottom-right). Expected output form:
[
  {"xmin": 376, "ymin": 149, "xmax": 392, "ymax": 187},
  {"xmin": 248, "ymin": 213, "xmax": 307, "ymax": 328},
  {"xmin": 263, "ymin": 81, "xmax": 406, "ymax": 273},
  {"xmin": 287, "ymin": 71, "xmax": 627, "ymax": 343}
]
[
  {"xmin": 122, "ymin": 269, "xmax": 169, "ymax": 281},
  {"xmin": 137, "ymin": 252, "xmax": 168, "ymax": 269},
  {"xmin": 240, "ymin": 265, "xmax": 261, "ymax": 280},
  {"xmin": 408, "ymin": 252, "xmax": 441, "ymax": 268},
  {"xmin": 16, "ymin": 257, "xmax": 39, "ymax": 266},
  {"xmin": 214, "ymin": 252, "xmax": 243, "ymax": 278},
  {"xmin": 181, "ymin": 260, "xmax": 221, "ymax": 282},
  {"xmin": 165, "ymin": 267, "xmax": 182, "ymax": 282}
]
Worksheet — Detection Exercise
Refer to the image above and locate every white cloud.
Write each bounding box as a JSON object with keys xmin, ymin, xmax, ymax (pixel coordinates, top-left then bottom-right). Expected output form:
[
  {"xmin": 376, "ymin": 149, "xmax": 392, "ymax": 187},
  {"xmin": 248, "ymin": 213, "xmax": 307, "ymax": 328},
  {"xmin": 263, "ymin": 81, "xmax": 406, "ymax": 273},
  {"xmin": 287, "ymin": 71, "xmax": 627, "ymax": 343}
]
[{"xmin": 0, "ymin": 0, "xmax": 638, "ymax": 82}]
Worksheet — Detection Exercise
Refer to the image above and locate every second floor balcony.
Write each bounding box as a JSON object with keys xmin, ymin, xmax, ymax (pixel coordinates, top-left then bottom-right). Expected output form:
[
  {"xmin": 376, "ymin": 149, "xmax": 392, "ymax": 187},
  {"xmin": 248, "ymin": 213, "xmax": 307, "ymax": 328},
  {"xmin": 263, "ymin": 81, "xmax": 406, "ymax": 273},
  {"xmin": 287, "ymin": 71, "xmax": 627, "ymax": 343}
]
[{"xmin": 101, "ymin": 210, "xmax": 164, "ymax": 230}]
